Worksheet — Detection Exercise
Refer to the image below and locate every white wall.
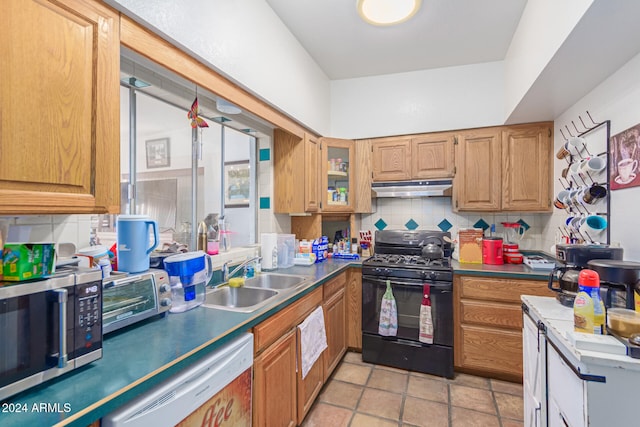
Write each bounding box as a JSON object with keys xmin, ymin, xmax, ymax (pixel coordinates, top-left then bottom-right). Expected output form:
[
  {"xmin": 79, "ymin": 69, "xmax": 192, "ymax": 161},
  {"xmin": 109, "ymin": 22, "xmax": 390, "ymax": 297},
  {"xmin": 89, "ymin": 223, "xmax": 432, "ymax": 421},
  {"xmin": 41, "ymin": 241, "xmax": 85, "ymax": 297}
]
[
  {"xmin": 503, "ymin": 0, "xmax": 593, "ymax": 120},
  {"xmin": 107, "ymin": 0, "xmax": 331, "ymax": 136},
  {"xmin": 542, "ymin": 51, "xmax": 640, "ymax": 260},
  {"xmin": 330, "ymin": 61, "xmax": 505, "ymax": 139}
]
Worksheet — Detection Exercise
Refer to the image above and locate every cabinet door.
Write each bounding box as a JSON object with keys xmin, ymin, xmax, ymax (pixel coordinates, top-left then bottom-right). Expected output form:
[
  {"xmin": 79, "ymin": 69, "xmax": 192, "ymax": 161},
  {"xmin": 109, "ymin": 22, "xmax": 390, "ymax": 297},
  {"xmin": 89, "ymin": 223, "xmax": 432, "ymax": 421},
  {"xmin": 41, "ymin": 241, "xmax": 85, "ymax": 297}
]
[
  {"xmin": 324, "ymin": 288, "xmax": 347, "ymax": 381},
  {"xmin": 253, "ymin": 329, "xmax": 297, "ymax": 427},
  {"xmin": 454, "ymin": 128, "xmax": 502, "ymax": 211},
  {"xmin": 523, "ymin": 314, "xmax": 546, "ymax": 427},
  {"xmin": 459, "ymin": 324, "xmax": 523, "ymax": 380},
  {"xmin": 0, "ymin": 0, "xmax": 119, "ymax": 214},
  {"xmin": 371, "ymin": 139, "xmax": 412, "ymax": 181},
  {"xmin": 304, "ymin": 133, "xmax": 320, "ymax": 212},
  {"xmin": 502, "ymin": 124, "xmax": 553, "ymax": 211},
  {"xmin": 547, "ymin": 345, "xmax": 586, "ymax": 427},
  {"xmin": 411, "ymin": 133, "xmax": 455, "ymax": 179},
  {"xmin": 346, "ymin": 269, "xmax": 363, "ymax": 350},
  {"xmin": 296, "ymin": 327, "xmax": 325, "ymax": 425},
  {"xmin": 321, "ymin": 138, "xmax": 355, "ymax": 212}
]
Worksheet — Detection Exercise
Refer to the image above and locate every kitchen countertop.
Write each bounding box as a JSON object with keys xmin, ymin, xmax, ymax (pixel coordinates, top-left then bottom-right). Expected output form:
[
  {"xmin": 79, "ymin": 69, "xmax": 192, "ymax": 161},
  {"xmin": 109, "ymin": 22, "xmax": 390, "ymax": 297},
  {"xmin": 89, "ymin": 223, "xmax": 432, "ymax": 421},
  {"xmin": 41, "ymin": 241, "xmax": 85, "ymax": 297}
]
[
  {"xmin": 522, "ymin": 295, "xmax": 640, "ymax": 372},
  {"xmin": 453, "ymin": 251, "xmax": 557, "ymax": 280},
  {"xmin": 2, "ymin": 259, "xmax": 358, "ymax": 427}
]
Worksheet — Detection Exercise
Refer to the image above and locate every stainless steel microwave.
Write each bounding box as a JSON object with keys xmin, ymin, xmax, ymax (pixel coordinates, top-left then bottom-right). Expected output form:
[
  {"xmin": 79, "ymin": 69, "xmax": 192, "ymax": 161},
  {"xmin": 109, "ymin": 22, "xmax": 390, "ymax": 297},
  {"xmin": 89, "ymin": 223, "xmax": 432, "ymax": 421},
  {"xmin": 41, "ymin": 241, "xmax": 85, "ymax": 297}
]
[
  {"xmin": 0, "ymin": 268, "xmax": 103, "ymax": 401},
  {"xmin": 102, "ymin": 269, "xmax": 171, "ymax": 334}
]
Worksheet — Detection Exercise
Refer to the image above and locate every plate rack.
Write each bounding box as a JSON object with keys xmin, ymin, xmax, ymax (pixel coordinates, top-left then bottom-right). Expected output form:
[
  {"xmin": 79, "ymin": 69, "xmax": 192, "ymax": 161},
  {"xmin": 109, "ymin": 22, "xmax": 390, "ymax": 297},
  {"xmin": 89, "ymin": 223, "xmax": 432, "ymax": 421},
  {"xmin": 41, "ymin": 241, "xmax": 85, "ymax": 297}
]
[{"xmin": 556, "ymin": 112, "xmax": 610, "ymax": 245}]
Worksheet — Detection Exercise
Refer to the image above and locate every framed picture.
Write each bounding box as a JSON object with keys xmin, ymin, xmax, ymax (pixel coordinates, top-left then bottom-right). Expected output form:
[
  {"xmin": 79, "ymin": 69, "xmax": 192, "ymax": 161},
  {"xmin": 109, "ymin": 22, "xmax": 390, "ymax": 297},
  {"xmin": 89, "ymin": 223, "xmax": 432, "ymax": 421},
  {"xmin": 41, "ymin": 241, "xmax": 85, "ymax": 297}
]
[
  {"xmin": 610, "ymin": 123, "xmax": 640, "ymax": 190},
  {"xmin": 146, "ymin": 138, "xmax": 170, "ymax": 169},
  {"xmin": 224, "ymin": 161, "xmax": 251, "ymax": 207}
]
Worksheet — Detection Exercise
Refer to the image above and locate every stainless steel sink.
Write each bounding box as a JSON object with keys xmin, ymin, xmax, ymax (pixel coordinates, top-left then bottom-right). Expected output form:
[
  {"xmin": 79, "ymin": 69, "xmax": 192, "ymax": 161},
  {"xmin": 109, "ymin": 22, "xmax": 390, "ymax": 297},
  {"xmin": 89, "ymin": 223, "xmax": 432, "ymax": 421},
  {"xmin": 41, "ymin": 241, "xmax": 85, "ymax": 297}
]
[
  {"xmin": 243, "ymin": 273, "xmax": 309, "ymax": 290},
  {"xmin": 203, "ymin": 287, "xmax": 278, "ymax": 312}
]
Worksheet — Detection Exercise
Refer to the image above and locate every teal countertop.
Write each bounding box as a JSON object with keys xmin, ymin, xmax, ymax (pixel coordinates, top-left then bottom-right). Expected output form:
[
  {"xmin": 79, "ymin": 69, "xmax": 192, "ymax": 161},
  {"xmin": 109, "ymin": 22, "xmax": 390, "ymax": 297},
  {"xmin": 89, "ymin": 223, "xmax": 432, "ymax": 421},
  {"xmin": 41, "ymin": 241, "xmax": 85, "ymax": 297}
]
[
  {"xmin": 2, "ymin": 259, "xmax": 357, "ymax": 427},
  {"xmin": 452, "ymin": 251, "xmax": 557, "ymax": 280}
]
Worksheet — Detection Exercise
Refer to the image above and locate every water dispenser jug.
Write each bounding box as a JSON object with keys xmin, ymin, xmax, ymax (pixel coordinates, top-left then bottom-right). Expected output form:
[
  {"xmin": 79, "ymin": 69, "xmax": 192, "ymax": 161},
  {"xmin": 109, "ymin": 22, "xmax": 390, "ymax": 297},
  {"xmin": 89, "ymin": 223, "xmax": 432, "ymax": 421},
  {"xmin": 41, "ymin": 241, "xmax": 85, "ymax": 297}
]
[
  {"xmin": 117, "ymin": 215, "xmax": 159, "ymax": 273},
  {"xmin": 163, "ymin": 251, "xmax": 213, "ymax": 313}
]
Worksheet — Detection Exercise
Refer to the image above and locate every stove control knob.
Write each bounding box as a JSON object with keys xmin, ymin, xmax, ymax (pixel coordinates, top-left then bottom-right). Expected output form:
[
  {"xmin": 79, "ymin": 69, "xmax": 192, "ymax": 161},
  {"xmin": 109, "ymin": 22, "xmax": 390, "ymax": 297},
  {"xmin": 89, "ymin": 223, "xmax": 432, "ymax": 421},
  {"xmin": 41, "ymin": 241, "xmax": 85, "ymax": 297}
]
[{"xmin": 422, "ymin": 271, "xmax": 437, "ymax": 281}]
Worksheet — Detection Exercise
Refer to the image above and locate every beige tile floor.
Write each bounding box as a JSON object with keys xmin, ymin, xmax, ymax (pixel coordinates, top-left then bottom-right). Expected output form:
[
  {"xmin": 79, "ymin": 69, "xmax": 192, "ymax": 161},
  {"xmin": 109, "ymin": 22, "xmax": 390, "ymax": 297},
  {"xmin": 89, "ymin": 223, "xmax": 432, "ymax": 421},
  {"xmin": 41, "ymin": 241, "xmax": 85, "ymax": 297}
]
[{"xmin": 302, "ymin": 352, "xmax": 523, "ymax": 427}]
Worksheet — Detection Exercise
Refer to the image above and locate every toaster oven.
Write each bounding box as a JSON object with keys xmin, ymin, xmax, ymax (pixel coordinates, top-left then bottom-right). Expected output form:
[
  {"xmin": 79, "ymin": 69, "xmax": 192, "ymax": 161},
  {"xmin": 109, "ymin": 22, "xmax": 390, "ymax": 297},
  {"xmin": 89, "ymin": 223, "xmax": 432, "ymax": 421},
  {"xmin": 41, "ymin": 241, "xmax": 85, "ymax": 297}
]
[{"xmin": 102, "ymin": 269, "xmax": 172, "ymax": 334}]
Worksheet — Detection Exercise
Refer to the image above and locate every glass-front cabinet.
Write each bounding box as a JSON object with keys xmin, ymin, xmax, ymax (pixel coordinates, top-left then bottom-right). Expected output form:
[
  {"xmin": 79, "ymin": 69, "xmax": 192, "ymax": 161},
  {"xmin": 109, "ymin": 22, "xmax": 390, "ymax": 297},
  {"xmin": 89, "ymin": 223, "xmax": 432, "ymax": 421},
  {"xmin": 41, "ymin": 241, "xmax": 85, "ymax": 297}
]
[{"xmin": 321, "ymin": 138, "xmax": 355, "ymax": 212}]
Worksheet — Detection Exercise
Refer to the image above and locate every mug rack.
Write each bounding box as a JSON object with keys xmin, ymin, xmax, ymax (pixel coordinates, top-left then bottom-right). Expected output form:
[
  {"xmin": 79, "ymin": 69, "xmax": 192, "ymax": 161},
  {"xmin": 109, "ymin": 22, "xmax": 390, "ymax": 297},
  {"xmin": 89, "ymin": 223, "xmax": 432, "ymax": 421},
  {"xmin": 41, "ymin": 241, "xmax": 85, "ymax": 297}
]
[{"xmin": 556, "ymin": 111, "xmax": 611, "ymax": 245}]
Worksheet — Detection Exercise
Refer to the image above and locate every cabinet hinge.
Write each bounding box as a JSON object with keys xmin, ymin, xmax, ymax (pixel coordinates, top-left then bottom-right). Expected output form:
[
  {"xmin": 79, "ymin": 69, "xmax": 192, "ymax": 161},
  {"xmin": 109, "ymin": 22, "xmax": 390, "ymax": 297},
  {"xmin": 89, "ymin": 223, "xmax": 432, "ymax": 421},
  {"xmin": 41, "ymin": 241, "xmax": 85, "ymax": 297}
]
[
  {"xmin": 548, "ymin": 128, "xmax": 552, "ymax": 138},
  {"xmin": 548, "ymin": 199, "xmax": 552, "ymax": 207},
  {"xmin": 455, "ymin": 200, "xmax": 458, "ymax": 208},
  {"xmin": 453, "ymin": 166, "xmax": 456, "ymax": 175},
  {"xmin": 454, "ymin": 136, "xmax": 459, "ymax": 145}
]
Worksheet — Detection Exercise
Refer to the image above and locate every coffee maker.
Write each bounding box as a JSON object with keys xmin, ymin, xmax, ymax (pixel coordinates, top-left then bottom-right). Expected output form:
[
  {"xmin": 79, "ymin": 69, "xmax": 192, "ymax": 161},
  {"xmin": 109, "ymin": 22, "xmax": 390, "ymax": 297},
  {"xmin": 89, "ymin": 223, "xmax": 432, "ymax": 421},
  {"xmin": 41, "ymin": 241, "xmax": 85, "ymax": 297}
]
[
  {"xmin": 549, "ymin": 244, "xmax": 624, "ymax": 307},
  {"xmin": 587, "ymin": 259, "xmax": 640, "ymax": 309}
]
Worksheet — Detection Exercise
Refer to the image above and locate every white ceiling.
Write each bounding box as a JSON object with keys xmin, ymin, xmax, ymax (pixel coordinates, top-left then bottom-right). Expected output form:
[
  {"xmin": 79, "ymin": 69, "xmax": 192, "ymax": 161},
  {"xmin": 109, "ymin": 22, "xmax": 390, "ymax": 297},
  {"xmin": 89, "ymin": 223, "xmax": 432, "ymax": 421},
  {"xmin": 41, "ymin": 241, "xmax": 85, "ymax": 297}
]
[{"xmin": 265, "ymin": 0, "xmax": 528, "ymax": 80}]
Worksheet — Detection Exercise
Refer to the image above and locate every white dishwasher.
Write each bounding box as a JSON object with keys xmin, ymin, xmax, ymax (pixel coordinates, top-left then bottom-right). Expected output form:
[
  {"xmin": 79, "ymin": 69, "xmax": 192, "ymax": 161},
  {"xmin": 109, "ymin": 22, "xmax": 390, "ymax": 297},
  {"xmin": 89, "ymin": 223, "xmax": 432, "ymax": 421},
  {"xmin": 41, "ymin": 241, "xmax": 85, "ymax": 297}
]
[{"xmin": 103, "ymin": 333, "xmax": 253, "ymax": 427}]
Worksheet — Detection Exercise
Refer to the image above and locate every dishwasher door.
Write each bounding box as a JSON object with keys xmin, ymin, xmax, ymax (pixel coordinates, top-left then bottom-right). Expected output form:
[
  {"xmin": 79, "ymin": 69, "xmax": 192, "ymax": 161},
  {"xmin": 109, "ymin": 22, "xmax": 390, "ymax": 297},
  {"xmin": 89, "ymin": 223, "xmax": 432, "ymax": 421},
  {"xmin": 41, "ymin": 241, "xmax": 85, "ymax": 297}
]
[{"xmin": 103, "ymin": 333, "xmax": 253, "ymax": 427}]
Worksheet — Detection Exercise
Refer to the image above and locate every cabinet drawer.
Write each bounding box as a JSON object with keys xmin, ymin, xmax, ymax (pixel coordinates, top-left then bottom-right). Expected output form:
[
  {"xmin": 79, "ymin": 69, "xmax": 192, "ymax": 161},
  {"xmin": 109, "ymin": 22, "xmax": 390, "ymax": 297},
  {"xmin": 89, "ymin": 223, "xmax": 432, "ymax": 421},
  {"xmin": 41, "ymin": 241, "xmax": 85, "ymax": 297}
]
[
  {"xmin": 323, "ymin": 273, "xmax": 346, "ymax": 300},
  {"xmin": 253, "ymin": 287, "xmax": 323, "ymax": 354},
  {"xmin": 458, "ymin": 275, "xmax": 553, "ymax": 303},
  {"xmin": 459, "ymin": 324, "xmax": 522, "ymax": 377},
  {"xmin": 460, "ymin": 299, "xmax": 522, "ymax": 329}
]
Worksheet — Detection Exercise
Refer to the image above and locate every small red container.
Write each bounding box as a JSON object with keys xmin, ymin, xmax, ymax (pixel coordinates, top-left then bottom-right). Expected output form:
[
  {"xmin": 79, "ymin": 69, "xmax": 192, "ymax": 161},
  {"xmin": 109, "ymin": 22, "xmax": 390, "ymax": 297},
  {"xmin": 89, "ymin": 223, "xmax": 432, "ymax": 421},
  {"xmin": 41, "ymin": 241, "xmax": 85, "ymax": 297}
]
[
  {"xmin": 482, "ymin": 237, "xmax": 504, "ymax": 265},
  {"xmin": 503, "ymin": 243, "xmax": 519, "ymax": 253}
]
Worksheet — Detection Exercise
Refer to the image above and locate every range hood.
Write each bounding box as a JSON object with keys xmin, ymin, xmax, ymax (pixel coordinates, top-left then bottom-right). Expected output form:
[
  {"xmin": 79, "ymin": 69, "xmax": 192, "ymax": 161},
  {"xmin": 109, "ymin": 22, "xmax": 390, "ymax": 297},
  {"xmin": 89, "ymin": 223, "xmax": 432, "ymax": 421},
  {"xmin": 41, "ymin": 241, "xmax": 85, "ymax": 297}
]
[{"xmin": 372, "ymin": 179, "xmax": 452, "ymax": 198}]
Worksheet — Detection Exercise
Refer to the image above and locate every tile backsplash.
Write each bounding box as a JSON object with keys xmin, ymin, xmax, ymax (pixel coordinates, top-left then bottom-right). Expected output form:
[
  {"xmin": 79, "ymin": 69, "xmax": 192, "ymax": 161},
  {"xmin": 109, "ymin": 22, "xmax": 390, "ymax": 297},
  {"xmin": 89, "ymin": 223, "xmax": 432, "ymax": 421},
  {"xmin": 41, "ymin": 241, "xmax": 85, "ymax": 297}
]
[
  {"xmin": 2, "ymin": 215, "xmax": 94, "ymax": 249},
  {"xmin": 360, "ymin": 198, "xmax": 553, "ymax": 251}
]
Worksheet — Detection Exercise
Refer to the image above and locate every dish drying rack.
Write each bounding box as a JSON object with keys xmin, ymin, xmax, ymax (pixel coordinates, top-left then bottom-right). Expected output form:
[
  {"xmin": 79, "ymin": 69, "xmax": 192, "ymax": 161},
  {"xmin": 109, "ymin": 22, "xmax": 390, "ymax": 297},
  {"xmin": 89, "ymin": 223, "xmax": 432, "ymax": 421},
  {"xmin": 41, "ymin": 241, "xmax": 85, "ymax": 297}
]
[{"xmin": 556, "ymin": 111, "xmax": 610, "ymax": 245}]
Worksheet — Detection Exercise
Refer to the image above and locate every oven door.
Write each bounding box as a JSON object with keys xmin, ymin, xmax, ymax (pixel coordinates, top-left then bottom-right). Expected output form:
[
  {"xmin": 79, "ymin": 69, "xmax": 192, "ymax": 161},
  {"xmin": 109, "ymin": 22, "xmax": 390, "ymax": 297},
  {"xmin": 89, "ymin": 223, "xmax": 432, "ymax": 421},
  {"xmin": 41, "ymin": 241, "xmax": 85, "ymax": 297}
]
[
  {"xmin": 102, "ymin": 274, "xmax": 159, "ymax": 334},
  {"xmin": 0, "ymin": 285, "xmax": 73, "ymax": 400},
  {"xmin": 362, "ymin": 275, "xmax": 452, "ymax": 346}
]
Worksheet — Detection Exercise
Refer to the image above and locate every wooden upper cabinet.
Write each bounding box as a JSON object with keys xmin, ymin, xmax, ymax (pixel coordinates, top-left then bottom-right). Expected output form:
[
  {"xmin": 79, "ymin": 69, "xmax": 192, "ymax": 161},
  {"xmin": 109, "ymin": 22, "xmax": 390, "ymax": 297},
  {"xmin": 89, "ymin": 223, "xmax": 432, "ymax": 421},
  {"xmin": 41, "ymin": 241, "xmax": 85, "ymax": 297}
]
[
  {"xmin": 320, "ymin": 137, "xmax": 355, "ymax": 212},
  {"xmin": 453, "ymin": 128, "xmax": 502, "ymax": 211},
  {"xmin": 411, "ymin": 133, "xmax": 455, "ymax": 179},
  {"xmin": 371, "ymin": 138, "xmax": 412, "ymax": 181},
  {"xmin": 502, "ymin": 124, "xmax": 553, "ymax": 211},
  {"xmin": 274, "ymin": 130, "xmax": 321, "ymax": 213},
  {"xmin": 0, "ymin": 0, "xmax": 120, "ymax": 214},
  {"xmin": 304, "ymin": 134, "xmax": 320, "ymax": 212}
]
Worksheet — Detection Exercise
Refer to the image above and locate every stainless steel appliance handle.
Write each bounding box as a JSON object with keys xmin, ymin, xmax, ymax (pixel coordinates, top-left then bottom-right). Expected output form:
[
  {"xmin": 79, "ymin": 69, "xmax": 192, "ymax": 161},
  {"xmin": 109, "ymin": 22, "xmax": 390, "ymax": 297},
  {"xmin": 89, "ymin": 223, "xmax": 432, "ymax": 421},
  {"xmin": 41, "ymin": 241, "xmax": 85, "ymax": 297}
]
[{"xmin": 53, "ymin": 288, "xmax": 68, "ymax": 368}]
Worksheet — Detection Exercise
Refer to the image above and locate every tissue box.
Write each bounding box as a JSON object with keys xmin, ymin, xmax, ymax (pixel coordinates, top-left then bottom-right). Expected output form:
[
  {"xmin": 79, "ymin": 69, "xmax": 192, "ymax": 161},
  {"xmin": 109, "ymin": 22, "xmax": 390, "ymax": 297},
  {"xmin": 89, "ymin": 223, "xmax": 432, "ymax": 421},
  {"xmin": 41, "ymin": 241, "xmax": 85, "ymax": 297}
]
[{"xmin": 2, "ymin": 243, "xmax": 55, "ymax": 281}]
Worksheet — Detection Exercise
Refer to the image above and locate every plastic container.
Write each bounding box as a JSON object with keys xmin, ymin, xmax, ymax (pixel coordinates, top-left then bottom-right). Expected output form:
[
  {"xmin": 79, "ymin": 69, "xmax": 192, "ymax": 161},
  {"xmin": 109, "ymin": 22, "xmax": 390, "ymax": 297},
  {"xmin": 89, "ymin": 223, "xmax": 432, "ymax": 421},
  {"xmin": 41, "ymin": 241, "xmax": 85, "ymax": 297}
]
[
  {"xmin": 277, "ymin": 234, "xmax": 295, "ymax": 268},
  {"xmin": 574, "ymin": 269, "xmax": 605, "ymax": 334},
  {"xmin": 77, "ymin": 245, "xmax": 109, "ymax": 268},
  {"xmin": 607, "ymin": 308, "xmax": 640, "ymax": 338},
  {"xmin": 116, "ymin": 215, "xmax": 159, "ymax": 273},
  {"xmin": 163, "ymin": 251, "xmax": 213, "ymax": 313}
]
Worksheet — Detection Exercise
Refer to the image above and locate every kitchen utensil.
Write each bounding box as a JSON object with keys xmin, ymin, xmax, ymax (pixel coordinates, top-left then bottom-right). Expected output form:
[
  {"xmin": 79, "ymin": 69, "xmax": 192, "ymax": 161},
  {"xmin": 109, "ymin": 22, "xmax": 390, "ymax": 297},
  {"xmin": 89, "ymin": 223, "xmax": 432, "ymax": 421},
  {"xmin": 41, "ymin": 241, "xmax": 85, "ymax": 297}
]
[
  {"xmin": 482, "ymin": 237, "xmax": 503, "ymax": 265},
  {"xmin": 163, "ymin": 251, "xmax": 213, "ymax": 313},
  {"xmin": 501, "ymin": 222, "xmax": 524, "ymax": 244},
  {"xmin": 422, "ymin": 242, "xmax": 444, "ymax": 259},
  {"xmin": 587, "ymin": 259, "xmax": 640, "ymax": 310},
  {"xmin": 117, "ymin": 215, "xmax": 159, "ymax": 273}
]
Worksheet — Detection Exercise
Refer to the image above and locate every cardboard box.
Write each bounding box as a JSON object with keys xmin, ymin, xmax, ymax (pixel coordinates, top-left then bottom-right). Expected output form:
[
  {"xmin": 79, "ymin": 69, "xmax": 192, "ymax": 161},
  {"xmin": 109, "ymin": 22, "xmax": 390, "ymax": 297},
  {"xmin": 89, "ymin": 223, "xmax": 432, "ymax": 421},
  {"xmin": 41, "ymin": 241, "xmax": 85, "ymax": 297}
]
[
  {"xmin": 2, "ymin": 243, "xmax": 55, "ymax": 281},
  {"xmin": 458, "ymin": 229, "xmax": 483, "ymax": 264}
]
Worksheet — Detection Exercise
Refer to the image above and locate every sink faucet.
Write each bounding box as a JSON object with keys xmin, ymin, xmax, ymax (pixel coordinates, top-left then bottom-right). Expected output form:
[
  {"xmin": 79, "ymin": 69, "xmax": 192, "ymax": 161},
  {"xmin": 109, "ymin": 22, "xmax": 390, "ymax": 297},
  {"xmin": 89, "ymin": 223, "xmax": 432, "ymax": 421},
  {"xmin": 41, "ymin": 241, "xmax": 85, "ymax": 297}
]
[{"xmin": 222, "ymin": 256, "xmax": 262, "ymax": 282}]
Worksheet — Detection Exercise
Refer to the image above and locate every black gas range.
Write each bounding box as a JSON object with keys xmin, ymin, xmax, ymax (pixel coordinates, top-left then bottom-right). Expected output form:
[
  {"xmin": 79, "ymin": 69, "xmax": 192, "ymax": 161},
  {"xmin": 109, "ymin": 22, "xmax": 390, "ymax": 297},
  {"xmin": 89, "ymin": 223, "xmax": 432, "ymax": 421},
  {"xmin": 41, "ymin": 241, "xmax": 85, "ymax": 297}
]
[{"xmin": 361, "ymin": 230, "xmax": 454, "ymax": 378}]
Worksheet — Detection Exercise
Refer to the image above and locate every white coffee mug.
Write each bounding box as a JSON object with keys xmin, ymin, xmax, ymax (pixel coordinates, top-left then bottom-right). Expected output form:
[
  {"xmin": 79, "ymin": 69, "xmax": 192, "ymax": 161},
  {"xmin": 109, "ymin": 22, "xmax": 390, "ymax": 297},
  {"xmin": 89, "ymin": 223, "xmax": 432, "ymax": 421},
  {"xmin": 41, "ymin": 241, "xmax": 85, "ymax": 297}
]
[
  {"xmin": 580, "ymin": 215, "xmax": 607, "ymax": 236},
  {"xmin": 580, "ymin": 156, "xmax": 606, "ymax": 175},
  {"xmin": 569, "ymin": 162, "xmax": 582, "ymax": 184}
]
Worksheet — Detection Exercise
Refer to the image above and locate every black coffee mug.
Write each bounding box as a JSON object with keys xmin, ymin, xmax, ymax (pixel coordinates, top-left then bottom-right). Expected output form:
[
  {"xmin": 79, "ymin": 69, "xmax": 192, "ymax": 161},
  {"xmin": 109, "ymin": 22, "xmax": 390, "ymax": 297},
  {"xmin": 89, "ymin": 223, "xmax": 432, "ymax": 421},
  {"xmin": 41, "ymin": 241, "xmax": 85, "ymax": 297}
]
[{"xmin": 582, "ymin": 184, "xmax": 607, "ymax": 204}]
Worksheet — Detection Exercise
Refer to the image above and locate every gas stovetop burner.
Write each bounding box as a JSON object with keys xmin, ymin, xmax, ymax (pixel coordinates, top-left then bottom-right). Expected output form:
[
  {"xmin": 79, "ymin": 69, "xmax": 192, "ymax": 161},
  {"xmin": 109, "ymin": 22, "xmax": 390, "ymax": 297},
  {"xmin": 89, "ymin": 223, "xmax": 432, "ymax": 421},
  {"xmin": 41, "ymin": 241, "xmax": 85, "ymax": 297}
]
[{"xmin": 365, "ymin": 254, "xmax": 450, "ymax": 268}]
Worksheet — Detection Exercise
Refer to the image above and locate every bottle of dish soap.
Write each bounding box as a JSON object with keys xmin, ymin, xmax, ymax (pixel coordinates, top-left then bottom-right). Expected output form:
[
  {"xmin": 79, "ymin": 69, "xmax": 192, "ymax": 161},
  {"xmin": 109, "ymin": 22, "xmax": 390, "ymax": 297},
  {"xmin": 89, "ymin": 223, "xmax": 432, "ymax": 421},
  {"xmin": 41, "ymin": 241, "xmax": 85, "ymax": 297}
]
[{"xmin": 574, "ymin": 269, "xmax": 605, "ymax": 334}]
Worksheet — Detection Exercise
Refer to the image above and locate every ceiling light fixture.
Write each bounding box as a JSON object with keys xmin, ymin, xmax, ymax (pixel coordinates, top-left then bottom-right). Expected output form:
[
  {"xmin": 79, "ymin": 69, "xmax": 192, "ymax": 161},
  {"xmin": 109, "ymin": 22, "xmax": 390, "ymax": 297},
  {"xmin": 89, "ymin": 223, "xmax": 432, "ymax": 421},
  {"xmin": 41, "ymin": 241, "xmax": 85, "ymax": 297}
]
[
  {"xmin": 357, "ymin": 0, "xmax": 421, "ymax": 26},
  {"xmin": 216, "ymin": 98, "xmax": 242, "ymax": 115}
]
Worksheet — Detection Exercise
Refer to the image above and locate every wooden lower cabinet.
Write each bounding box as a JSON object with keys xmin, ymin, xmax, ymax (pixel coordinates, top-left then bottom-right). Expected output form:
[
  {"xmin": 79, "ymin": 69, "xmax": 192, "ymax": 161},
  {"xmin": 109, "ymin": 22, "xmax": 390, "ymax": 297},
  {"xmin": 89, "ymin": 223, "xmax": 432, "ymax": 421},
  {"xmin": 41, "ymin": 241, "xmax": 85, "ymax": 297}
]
[
  {"xmin": 453, "ymin": 274, "xmax": 554, "ymax": 382},
  {"xmin": 346, "ymin": 268, "xmax": 362, "ymax": 351},
  {"xmin": 253, "ymin": 329, "xmax": 297, "ymax": 427},
  {"xmin": 323, "ymin": 276, "xmax": 347, "ymax": 381},
  {"xmin": 296, "ymin": 327, "xmax": 324, "ymax": 424}
]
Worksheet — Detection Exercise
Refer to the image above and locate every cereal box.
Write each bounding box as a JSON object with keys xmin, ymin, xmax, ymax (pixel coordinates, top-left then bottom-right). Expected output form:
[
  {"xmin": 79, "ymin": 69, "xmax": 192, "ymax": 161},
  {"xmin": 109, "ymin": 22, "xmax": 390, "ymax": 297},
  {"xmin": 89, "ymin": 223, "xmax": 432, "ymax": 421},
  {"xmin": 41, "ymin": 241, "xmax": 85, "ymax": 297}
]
[{"xmin": 2, "ymin": 243, "xmax": 55, "ymax": 281}]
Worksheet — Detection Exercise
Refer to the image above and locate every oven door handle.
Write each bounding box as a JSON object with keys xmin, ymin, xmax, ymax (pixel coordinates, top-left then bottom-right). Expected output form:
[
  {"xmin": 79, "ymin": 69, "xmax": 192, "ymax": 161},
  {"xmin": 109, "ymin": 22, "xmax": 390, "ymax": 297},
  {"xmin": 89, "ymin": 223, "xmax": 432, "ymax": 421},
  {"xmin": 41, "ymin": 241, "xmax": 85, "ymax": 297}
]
[
  {"xmin": 363, "ymin": 276, "xmax": 452, "ymax": 289},
  {"xmin": 52, "ymin": 288, "xmax": 68, "ymax": 368}
]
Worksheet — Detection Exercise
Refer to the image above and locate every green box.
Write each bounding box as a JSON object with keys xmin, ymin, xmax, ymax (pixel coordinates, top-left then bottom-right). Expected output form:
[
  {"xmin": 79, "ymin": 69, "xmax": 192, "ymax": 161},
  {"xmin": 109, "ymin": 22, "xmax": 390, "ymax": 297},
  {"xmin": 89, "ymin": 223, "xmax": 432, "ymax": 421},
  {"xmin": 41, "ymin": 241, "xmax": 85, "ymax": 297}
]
[{"xmin": 2, "ymin": 243, "xmax": 55, "ymax": 281}]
